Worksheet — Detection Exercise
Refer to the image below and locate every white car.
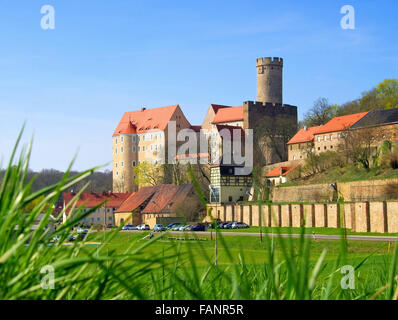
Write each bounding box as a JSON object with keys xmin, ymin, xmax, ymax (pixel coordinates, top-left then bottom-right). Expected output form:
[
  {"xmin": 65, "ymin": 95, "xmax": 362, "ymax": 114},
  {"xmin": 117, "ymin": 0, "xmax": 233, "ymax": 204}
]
[
  {"xmin": 76, "ymin": 227, "xmax": 88, "ymax": 234},
  {"xmin": 137, "ymin": 224, "xmax": 150, "ymax": 230}
]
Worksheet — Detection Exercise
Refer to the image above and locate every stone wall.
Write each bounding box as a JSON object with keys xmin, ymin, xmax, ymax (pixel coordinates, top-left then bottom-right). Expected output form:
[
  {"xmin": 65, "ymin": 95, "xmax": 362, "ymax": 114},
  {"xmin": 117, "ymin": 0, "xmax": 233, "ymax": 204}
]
[
  {"xmin": 207, "ymin": 200, "xmax": 398, "ymax": 234},
  {"xmin": 270, "ymin": 178, "xmax": 398, "ymax": 202},
  {"xmin": 272, "ymin": 184, "xmax": 334, "ymax": 202}
]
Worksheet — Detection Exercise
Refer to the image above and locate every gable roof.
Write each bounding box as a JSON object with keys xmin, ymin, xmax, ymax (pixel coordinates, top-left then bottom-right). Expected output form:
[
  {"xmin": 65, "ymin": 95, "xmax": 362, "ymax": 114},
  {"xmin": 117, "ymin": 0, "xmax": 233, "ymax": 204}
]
[
  {"xmin": 287, "ymin": 126, "xmax": 323, "ymax": 145},
  {"xmin": 288, "ymin": 112, "xmax": 369, "ymax": 145},
  {"xmin": 115, "ymin": 184, "xmax": 195, "ymax": 214},
  {"xmin": 142, "ymin": 184, "xmax": 194, "ymax": 213},
  {"xmin": 114, "ymin": 186, "xmax": 159, "ymax": 213},
  {"xmin": 265, "ymin": 165, "xmax": 300, "ymax": 178},
  {"xmin": 350, "ymin": 108, "xmax": 398, "ymax": 129},
  {"xmin": 63, "ymin": 192, "xmax": 131, "ymax": 215},
  {"xmin": 113, "ymin": 105, "xmax": 179, "ymax": 137},
  {"xmin": 212, "ymin": 106, "xmax": 243, "ymax": 124},
  {"xmin": 314, "ymin": 112, "xmax": 369, "ymax": 135}
]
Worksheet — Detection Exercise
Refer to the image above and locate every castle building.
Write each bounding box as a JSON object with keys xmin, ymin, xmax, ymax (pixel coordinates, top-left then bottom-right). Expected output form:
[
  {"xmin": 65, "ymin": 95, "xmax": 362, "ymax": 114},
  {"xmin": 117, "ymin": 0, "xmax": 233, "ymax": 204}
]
[
  {"xmin": 113, "ymin": 57, "xmax": 298, "ymax": 198},
  {"xmin": 287, "ymin": 108, "xmax": 398, "ymax": 162},
  {"xmin": 112, "ymin": 105, "xmax": 191, "ymax": 192},
  {"xmin": 287, "ymin": 112, "xmax": 369, "ymax": 161}
]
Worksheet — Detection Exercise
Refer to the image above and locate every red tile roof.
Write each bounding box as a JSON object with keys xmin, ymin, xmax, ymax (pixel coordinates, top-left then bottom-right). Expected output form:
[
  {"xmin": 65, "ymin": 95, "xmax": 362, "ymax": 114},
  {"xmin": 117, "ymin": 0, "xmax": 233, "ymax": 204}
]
[
  {"xmin": 287, "ymin": 126, "xmax": 323, "ymax": 144},
  {"xmin": 142, "ymin": 184, "xmax": 193, "ymax": 213},
  {"xmin": 287, "ymin": 112, "xmax": 369, "ymax": 145},
  {"xmin": 212, "ymin": 106, "xmax": 243, "ymax": 124},
  {"xmin": 265, "ymin": 165, "xmax": 299, "ymax": 178},
  {"xmin": 115, "ymin": 184, "xmax": 195, "ymax": 214},
  {"xmin": 210, "ymin": 104, "xmax": 233, "ymax": 113},
  {"xmin": 314, "ymin": 112, "xmax": 369, "ymax": 135},
  {"xmin": 115, "ymin": 186, "xmax": 158, "ymax": 213},
  {"xmin": 63, "ymin": 192, "xmax": 131, "ymax": 215},
  {"xmin": 113, "ymin": 105, "xmax": 180, "ymax": 137}
]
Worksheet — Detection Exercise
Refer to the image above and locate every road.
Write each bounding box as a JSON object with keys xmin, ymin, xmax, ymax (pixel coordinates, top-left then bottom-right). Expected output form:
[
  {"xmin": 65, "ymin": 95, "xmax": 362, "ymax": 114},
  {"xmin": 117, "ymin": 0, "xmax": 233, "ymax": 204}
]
[{"xmin": 120, "ymin": 230, "xmax": 398, "ymax": 242}]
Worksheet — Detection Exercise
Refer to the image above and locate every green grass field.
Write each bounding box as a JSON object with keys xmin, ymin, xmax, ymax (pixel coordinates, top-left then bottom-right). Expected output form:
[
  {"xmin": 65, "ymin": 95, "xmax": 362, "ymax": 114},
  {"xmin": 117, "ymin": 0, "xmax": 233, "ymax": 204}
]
[{"xmin": 2, "ymin": 131, "xmax": 398, "ymax": 300}]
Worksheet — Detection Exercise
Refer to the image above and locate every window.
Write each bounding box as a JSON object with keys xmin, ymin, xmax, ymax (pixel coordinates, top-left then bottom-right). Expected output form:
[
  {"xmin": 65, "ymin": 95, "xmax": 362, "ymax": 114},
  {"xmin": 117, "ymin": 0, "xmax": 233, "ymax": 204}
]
[
  {"xmin": 121, "ymin": 147, "xmax": 124, "ymax": 153},
  {"xmin": 235, "ymin": 177, "xmax": 239, "ymax": 184},
  {"xmin": 133, "ymin": 136, "xmax": 136, "ymax": 142},
  {"xmin": 324, "ymin": 136, "xmax": 327, "ymax": 141},
  {"xmin": 132, "ymin": 161, "xmax": 136, "ymax": 167},
  {"xmin": 97, "ymin": 218, "xmax": 100, "ymax": 222},
  {"xmin": 121, "ymin": 161, "xmax": 124, "ymax": 167},
  {"xmin": 142, "ymin": 146, "xmax": 146, "ymax": 152},
  {"xmin": 115, "ymin": 163, "xmax": 118, "ymax": 168},
  {"xmin": 324, "ymin": 146, "xmax": 327, "ymax": 150},
  {"xmin": 138, "ymin": 146, "xmax": 140, "ymax": 152},
  {"xmin": 228, "ymin": 196, "xmax": 233, "ymax": 202},
  {"xmin": 317, "ymin": 136, "xmax": 321, "ymax": 142},
  {"xmin": 210, "ymin": 187, "xmax": 220, "ymax": 203},
  {"xmin": 115, "ymin": 138, "xmax": 118, "ymax": 144},
  {"xmin": 132, "ymin": 146, "xmax": 136, "ymax": 152},
  {"xmin": 115, "ymin": 148, "xmax": 117, "ymax": 154},
  {"xmin": 91, "ymin": 218, "xmax": 94, "ymax": 222},
  {"xmin": 293, "ymin": 155, "xmax": 296, "ymax": 160},
  {"xmin": 318, "ymin": 147, "xmax": 320, "ymax": 151},
  {"xmin": 330, "ymin": 135, "xmax": 333, "ymax": 141},
  {"xmin": 121, "ymin": 136, "xmax": 124, "ymax": 142}
]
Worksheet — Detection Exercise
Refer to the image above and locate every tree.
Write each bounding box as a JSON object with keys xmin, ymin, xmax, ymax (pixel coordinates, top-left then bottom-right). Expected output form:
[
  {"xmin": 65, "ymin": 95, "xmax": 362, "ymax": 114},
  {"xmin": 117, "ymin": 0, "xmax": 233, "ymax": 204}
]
[
  {"xmin": 303, "ymin": 98, "xmax": 337, "ymax": 127},
  {"xmin": 376, "ymin": 79, "xmax": 398, "ymax": 109},
  {"xmin": 339, "ymin": 127, "xmax": 385, "ymax": 170},
  {"xmin": 133, "ymin": 162, "xmax": 164, "ymax": 187}
]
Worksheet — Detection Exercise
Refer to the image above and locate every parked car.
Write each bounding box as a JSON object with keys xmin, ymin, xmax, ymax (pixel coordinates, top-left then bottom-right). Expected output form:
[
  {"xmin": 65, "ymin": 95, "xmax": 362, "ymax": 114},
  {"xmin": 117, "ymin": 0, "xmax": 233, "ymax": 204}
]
[
  {"xmin": 137, "ymin": 224, "xmax": 150, "ymax": 230},
  {"xmin": 76, "ymin": 227, "xmax": 88, "ymax": 233},
  {"xmin": 223, "ymin": 222, "xmax": 233, "ymax": 229},
  {"xmin": 217, "ymin": 222, "xmax": 228, "ymax": 229},
  {"xmin": 171, "ymin": 224, "xmax": 183, "ymax": 231},
  {"xmin": 166, "ymin": 222, "xmax": 181, "ymax": 230},
  {"xmin": 184, "ymin": 225, "xmax": 194, "ymax": 231},
  {"xmin": 202, "ymin": 222, "xmax": 214, "ymax": 229},
  {"xmin": 178, "ymin": 225, "xmax": 189, "ymax": 231},
  {"xmin": 153, "ymin": 224, "xmax": 166, "ymax": 232},
  {"xmin": 192, "ymin": 224, "xmax": 206, "ymax": 231},
  {"xmin": 122, "ymin": 225, "xmax": 137, "ymax": 231},
  {"xmin": 231, "ymin": 222, "xmax": 250, "ymax": 229},
  {"xmin": 68, "ymin": 235, "xmax": 76, "ymax": 241}
]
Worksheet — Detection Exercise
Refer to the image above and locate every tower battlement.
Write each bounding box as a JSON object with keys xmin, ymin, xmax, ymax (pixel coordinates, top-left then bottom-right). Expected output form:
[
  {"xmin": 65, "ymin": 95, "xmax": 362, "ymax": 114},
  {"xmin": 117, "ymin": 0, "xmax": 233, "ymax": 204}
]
[{"xmin": 256, "ymin": 57, "xmax": 283, "ymax": 67}]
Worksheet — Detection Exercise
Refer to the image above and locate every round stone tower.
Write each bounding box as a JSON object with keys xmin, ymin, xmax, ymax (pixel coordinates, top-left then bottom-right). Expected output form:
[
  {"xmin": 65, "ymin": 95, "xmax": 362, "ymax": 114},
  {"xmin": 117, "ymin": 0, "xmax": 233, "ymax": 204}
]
[{"xmin": 256, "ymin": 57, "xmax": 283, "ymax": 104}]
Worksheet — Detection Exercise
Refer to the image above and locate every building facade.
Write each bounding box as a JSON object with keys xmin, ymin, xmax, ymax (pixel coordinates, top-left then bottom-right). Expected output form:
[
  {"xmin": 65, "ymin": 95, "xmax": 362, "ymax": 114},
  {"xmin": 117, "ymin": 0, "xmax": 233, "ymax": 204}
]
[
  {"xmin": 63, "ymin": 192, "xmax": 131, "ymax": 227},
  {"xmin": 112, "ymin": 105, "xmax": 192, "ymax": 192}
]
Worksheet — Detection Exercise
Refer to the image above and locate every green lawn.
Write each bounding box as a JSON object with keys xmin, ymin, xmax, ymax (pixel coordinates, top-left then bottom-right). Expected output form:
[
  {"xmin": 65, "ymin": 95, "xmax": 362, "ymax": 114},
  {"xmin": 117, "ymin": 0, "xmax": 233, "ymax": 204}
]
[
  {"xmin": 87, "ymin": 231, "xmax": 394, "ymax": 269},
  {"xmin": 218, "ymin": 226, "xmax": 398, "ymax": 237}
]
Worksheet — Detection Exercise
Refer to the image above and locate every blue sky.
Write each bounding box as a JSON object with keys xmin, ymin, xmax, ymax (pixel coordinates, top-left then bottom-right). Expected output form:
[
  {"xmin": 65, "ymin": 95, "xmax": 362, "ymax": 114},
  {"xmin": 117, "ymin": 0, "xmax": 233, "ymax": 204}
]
[{"xmin": 0, "ymin": 0, "xmax": 397, "ymax": 171}]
